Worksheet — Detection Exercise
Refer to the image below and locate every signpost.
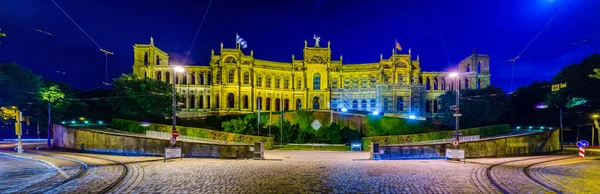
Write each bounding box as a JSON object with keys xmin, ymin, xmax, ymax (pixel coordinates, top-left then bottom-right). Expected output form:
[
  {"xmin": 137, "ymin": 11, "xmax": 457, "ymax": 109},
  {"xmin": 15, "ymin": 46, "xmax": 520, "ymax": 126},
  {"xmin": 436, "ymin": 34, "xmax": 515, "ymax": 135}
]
[
  {"xmin": 164, "ymin": 147, "xmax": 182, "ymax": 162},
  {"xmin": 577, "ymin": 140, "xmax": 589, "ymax": 158},
  {"xmin": 452, "ymin": 140, "xmax": 460, "ymax": 148}
]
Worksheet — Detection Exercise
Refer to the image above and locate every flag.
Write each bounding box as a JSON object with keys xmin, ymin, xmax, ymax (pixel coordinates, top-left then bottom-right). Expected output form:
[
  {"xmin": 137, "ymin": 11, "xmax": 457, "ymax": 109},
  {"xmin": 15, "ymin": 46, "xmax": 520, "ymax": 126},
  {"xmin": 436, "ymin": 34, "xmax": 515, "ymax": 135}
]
[
  {"xmin": 236, "ymin": 33, "xmax": 248, "ymax": 49},
  {"xmin": 395, "ymin": 40, "xmax": 402, "ymax": 51}
]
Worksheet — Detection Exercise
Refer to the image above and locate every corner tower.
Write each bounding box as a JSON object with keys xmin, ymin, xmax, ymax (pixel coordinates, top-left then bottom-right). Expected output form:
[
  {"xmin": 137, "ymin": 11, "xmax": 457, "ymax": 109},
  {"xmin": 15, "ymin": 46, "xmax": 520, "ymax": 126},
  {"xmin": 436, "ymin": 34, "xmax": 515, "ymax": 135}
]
[{"xmin": 132, "ymin": 37, "xmax": 170, "ymax": 79}]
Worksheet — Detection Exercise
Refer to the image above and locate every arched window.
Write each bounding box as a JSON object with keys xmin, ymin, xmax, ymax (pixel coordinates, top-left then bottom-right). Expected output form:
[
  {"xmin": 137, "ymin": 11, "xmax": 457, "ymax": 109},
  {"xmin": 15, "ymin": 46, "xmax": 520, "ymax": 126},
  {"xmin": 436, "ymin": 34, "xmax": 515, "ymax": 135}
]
[
  {"xmin": 144, "ymin": 71, "xmax": 147, "ymax": 78},
  {"xmin": 266, "ymin": 98, "xmax": 271, "ymax": 111},
  {"xmin": 449, "ymin": 81, "xmax": 454, "ymax": 90},
  {"xmin": 175, "ymin": 74, "xmax": 179, "ymax": 84},
  {"xmin": 200, "ymin": 73, "xmax": 205, "ymax": 85},
  {"xmin": 466, "ymin": 65, "xmax": 471, "ymax": 72},
  {"xmin": 296, "ymin": 99, "xmax": 302, "ymax": 110},
  {"xmin": 370, "ymin": 99, "xmax": 376, "ymax": 110},
  {"xmin": 433, "ymin": 99, "xmax": 438, "ymax": 113},
  {"xmin": 243, "ymin": 95, "xmax": 249, "ymax": 109},
  {"xmin": 465, "ymin": 78, "xmax": 469, "ymax": 89},
  {"xmin": 352, "ymin": 100, "xmax": 358, "ymax": 109},
  {"xmin": 266, "ymin": 76, "xmax": 272, "ymax": 88},
  {"xmin": 199, "ymin": 95, "xmax": 204, "ymax": 109},
  {"xmin": 182, "ymin": 73, "xmax": 187, "ymax": 84},
  {"xmin": 275, "ymin": 98, "xmax": 281, "ymax": 111},
  {"xmin": 441, "ymin": 77, "xmax": 446, "ymax": 90},
  {"xmin": 284, "ymin": 99, "xmax": 289, "ymax": 111},
  {"xmin": 216, "ymin": 70, "xmax": 221, "ymax": 84},
  {"xmin": 166, "ymin": 72, "xmax": 171, "ymax": 84},
  {"xmin": 191, "ymin": 72, "xmax": 196, "ymax": 85},
  {"xmin": 275, "ymin": 77, "xmax": 281, "ymax": 88},
  {"xmin": 190, "ymin": 95, "xmax": 195, "ymax": 109},
  {"xmin": 243, "ymin": 72, "xmax": 249, "ymax": 84},
  {"xmin": 477, "ymin": 62, "xmax": 482, "ymax": 73},
  {"xmin": 156, "ymin": 71, "xmax": 162, "ymax": 82},
  {"xmin": 182, "ymin": 93, "xmax": 187, "ymax": 108},
  {"xmin": 207, "ymin": 96, "xmax": 211, "ymax": 109},
  {"xmin": 418, "ymin": 76, "xmax": 423, "ymax": 85},
  {"xmin": 426, "ymin": 100, "xmax": 431, "ymax": 113},
  {"xmin": 144, "ymin": 52, "xmax": 148, "ymax": 65},
  {"xmin": 425, "ymin": 77, "xmax": 431, "ymax": 90},
  {"xmin": 361, "ymin": 100, "xmax": 367, "ymax": 109},
  {"xmin": 156, "ymin": 56, "xmax": 160, "ymax": 65},
  {"xmin": 215, "ymin": 94, "xmax": 220, "ymax": 108},
  {"xmin": 477, "ymin": 78, "xmax": 481, "ymax": 89},
  {"xmin": 297, "ymin": 78, "xmax": 302, "ymax": 89},
  {"xmin": 207, "ymin": 73, "xmax": 212, "ymax": 85},
  {"xmin": 228, "ymin": 70, "xmax": 235, "ymax": 83},
  {"xmin": 397, "ymin": 74, "xmax": 404, "ymax": 84},
  {"xmin": 397, "ymin": 97, "xmax": 404, "ymax": 111},
  {"xmin": 257, "ymin": 74, "xmax": 263, "ymax": 87},
  {"xmin": 433, "ymin": 77, "xmax": 438, "ymax": 90},
  {"xmin": 313, "ymin": 73, "xmax": 321, "ymax": 90},
  {"xmin": 227, "ymin": 93, "xmax": 234, "ymax": 109},
  {"xmin": 312, "ymin": 96, "xmax": 320, "ymax": 109}
]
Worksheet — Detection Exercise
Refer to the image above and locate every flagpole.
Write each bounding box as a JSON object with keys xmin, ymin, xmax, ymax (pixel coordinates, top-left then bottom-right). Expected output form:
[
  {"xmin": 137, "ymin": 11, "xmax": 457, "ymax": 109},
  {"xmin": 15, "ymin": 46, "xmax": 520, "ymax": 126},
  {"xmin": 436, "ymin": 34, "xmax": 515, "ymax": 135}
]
[{"xmin": 394, "ymin": 39, "xmax": 397, "ymax": 54}]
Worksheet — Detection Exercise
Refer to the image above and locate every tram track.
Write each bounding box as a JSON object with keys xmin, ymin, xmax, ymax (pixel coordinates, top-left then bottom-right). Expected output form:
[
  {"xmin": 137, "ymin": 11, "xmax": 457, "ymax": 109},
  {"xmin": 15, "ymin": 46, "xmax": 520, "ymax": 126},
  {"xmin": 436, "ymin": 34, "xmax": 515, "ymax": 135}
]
[
  {"xmin": 29, "ymin": 148, "xmax": 129, "ymax": 194},
  {"xmin": 484, "ymin": 156, "xmax": 572, "ymax": 194}
]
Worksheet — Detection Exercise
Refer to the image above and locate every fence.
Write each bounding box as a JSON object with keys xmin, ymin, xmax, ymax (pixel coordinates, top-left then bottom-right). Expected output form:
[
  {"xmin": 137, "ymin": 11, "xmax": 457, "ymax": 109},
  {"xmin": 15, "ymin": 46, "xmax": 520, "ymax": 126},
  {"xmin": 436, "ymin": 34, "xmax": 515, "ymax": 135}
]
[
  {"xmin": 145, "ymin": 131, "xmax": 246, "ymax": 145},
  {"xmin": 392, "ymin": 135, "xmax": 480, "ymax": 145}
]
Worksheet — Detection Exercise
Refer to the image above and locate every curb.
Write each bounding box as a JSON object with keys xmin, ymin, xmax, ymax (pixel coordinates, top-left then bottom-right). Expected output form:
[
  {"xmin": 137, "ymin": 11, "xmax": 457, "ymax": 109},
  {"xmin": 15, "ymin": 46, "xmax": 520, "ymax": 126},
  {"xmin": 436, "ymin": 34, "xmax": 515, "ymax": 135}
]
[{"xmin": 0, "ymin": 151, "xmax": 63, "ymax": 174}]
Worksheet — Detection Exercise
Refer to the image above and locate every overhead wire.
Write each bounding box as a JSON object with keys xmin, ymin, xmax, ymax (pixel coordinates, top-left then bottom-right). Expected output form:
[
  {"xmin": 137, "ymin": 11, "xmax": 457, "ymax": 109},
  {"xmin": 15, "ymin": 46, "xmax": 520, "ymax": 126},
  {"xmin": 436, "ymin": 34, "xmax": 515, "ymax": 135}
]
[
  {"xmin": 432, "ymin": 0, "xmax": 452, "ymax": 67},
  {"xmin": 184, "ymin": 0, "xmax": 214, "ymax": 63}
]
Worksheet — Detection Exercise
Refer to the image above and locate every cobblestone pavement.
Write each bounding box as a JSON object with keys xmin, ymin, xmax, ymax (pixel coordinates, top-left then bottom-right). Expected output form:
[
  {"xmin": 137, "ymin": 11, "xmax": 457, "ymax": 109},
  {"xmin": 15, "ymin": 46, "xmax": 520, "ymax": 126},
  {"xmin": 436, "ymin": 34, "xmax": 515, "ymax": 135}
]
[
  {"xmin": 0, "ymin": 155, "xmax": 59, "ymax": 193},
  {"xmin": 3, "ymin": 144, "xmax": 600, "ymax": 193}
]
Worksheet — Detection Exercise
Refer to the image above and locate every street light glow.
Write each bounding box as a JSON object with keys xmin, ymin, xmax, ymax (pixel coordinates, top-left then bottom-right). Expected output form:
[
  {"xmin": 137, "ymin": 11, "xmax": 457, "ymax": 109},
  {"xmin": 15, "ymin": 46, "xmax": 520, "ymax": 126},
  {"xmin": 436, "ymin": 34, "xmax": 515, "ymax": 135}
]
[
  {"xmin": 593, "ymin": 115, "xmax": 599, "ymax": 118},
  {"xmin": 372, "ymin": 111, "xmax": 379, "ymax": 115},
  {"xmin": 174, "ymin": 66, "xmax": 185, "ymax": 73},
  {"xmin": 449, "ymin": 72, "xmax": 458, "ymax": 77},
  {"xmin": 409, "ymin": 115, "xmax": 416, "ymax": 119},
  {"xmin": 341, "ymin": 108, "xmax": 347, "ymax": 112}
]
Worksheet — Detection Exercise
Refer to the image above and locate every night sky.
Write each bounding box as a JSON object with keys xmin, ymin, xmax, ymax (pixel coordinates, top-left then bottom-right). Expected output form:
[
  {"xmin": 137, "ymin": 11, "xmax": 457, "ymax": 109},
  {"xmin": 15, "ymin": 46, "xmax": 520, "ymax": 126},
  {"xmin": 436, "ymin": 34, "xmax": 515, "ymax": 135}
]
[{"xmin": 1, "ymin": 0, "xmax": 598, "ymax": 92}]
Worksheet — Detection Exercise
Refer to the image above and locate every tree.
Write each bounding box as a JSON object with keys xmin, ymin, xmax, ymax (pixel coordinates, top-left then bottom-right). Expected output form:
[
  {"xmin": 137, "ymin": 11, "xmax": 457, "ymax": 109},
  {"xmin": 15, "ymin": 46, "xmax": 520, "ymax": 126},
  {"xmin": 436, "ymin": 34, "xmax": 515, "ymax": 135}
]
[
  {"xmin": 0, "ymin": 63, "xmax": 41, "ymax": 108},
  {"xmin": 589, "ymin": 68, "xmax": 600, "ymax": 79},
  {"xmin": 436, "ymin": 86, "xmax": 509, "ymax": 129},
  {"xmin": 41, "ymin": 85, "xmax": 65, "ymax": 147},
  {"xmin": 110, "ymin": 74, "xmax": 175, "ymax": 121},
  {"xmin": 546, "ymin": 54, "xmax": 600, "ymax": 109}
]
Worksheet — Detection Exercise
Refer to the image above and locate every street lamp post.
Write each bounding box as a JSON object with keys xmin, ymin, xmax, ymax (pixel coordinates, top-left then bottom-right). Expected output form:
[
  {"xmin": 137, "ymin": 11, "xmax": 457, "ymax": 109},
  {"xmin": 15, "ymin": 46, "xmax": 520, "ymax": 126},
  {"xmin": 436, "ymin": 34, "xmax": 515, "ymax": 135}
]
[
  {"xmin": 449, "ymin": 72, "xmax": 460, "ymax": 146},
  {"xmin": 172, "ymin": 67, "xmax": 185, "ymax": 135}
]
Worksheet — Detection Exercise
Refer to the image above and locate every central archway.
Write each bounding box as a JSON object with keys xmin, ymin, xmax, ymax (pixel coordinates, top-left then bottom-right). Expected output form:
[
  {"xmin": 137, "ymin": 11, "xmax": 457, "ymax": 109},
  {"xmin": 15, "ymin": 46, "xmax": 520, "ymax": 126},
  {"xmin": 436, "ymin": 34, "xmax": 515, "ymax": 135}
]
[
  {"xmin": 312, "ymin": 96, "xmax": 320, "ymax": 110},
  {"xmin": 296, "ymin": 99, "xmax": 302, "ymax": 110},
  {"xmin": 227, "ymin": 93, "xmax": 234, "ymax": 109}
]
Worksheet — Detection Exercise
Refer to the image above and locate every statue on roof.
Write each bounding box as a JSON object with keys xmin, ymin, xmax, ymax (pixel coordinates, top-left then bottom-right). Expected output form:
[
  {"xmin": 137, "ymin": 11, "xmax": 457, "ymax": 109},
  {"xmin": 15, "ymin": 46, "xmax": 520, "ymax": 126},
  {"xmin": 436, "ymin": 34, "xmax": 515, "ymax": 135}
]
[
  {"xmin": 150, "ymin": 36, "xmax": 154, "ymax": 45},
  {"xmin": 313, "ymin": 34, "xmax": 321, "ymax": 47}
]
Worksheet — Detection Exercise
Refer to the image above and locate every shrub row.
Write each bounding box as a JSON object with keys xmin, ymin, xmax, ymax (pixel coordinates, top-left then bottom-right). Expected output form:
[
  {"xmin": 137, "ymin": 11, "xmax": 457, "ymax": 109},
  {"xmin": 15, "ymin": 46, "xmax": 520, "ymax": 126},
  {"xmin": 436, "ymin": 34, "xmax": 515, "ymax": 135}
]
[
  {"xmin": 362, "ymin": 124, "xmax": 510, "ymax": 150},
  {"xmin": 111, "ymin": 119, "xmax": 275, "ymax": 149}
]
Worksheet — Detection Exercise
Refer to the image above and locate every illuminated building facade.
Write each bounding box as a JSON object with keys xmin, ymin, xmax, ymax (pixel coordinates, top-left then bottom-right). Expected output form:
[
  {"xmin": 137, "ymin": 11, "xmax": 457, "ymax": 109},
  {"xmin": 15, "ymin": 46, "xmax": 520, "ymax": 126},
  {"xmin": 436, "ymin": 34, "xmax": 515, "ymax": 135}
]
[{"xmin": 132, "ymin": 37, "xmax": 490, "ymax": 118}]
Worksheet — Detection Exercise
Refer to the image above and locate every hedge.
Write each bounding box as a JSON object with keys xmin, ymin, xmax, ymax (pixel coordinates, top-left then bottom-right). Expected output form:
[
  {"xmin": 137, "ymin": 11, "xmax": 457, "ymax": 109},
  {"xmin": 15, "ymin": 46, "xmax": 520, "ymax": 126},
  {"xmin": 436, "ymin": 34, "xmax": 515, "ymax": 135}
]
[
  {"xmin": 111, "ymin": 119, "xmax": 275, "ymax": 149},
  {"xmin": 362, "ymin": 124, "xmax": 510, "ymax": 150}
]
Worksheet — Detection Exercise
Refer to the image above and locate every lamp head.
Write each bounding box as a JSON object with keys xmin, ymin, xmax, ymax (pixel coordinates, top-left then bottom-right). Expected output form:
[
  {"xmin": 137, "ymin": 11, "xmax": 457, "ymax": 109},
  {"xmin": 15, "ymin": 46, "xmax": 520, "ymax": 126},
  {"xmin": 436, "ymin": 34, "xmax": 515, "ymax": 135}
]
[
  {"xmin": 449, "ymin": 72, "xmax": 458, "ymax": 78},
  {"xmin": 174, "ymin": 66, "xmax": 185, "ymax": 73}
]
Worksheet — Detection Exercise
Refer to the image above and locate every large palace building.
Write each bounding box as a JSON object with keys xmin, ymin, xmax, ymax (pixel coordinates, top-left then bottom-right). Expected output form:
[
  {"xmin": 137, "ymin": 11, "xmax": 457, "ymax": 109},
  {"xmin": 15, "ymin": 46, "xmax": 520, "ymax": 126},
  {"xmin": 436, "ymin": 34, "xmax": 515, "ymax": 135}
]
[{"xmin": 132, "ymin": 37, "xmax": 490, "ymax": 118}]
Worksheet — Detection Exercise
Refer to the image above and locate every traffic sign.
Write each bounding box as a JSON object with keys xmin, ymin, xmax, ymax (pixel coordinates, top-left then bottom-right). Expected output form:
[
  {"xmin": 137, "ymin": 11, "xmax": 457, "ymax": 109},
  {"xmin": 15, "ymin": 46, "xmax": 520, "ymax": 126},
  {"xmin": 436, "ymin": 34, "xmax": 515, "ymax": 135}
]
[
  {"xmin": 453, "ymin": 113, "xmax": 462, "ymax": 117},
  {"xmin": 577, "ymin": 140, "xmax": 589, "ymax": 148},
  {"xmin": 170, "ymin": 137, "xmax": 177, "ymax": 146},
  {"xmin": 452, "ymin": 140, "xmax": 460, "ymax": 148},
  {"xmin": 453, "ymin": 132, "xmax": 463, "ymax": 136},
  {"xmin": 171, "ymin": 130, "xmax": 180, "ymax": 138}
]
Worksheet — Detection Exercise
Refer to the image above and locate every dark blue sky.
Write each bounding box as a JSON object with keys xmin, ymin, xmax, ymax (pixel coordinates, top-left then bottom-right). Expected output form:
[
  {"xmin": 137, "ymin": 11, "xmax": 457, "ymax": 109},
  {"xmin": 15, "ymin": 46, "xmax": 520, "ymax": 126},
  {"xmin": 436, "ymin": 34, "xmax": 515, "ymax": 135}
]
[{"xmin": 1, "ymin": 0, "xmax": 598, "ymax": 92}]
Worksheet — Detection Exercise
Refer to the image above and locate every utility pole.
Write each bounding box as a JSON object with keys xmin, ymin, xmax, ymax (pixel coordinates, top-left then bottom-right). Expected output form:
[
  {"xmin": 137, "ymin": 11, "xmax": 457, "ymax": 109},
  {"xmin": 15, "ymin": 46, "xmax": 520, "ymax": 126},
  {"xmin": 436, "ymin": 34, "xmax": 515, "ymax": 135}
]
[
  {"xmin": 508, "ymin": 56, "xmax": 520, "ymax": 93},
  {"xmin": 100, "ymin": 49, "xmax": 114, "ymax": 84}
]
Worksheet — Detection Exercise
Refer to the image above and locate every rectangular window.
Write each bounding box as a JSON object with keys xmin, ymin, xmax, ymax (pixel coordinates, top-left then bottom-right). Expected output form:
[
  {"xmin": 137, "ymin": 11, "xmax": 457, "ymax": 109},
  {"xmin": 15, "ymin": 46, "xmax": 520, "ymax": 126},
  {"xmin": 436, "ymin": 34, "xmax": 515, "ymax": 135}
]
[
  {"xmin": 275, "ymin": 77, "xmax": 281, "ymax": 88},
  {"xmin": 266, "ymin": 76, "xmax": 272, "ymax": 88},
  {"xmin": 284, "ymin": 78, "xmax": 289, "ymax": 89},
  {"xmin": 257, "ymin": 76, "xmax": 262, "ymax": 87},
  {"xmin": 297, "ymin": 79, "xmax": 302, "ymax": 89}
]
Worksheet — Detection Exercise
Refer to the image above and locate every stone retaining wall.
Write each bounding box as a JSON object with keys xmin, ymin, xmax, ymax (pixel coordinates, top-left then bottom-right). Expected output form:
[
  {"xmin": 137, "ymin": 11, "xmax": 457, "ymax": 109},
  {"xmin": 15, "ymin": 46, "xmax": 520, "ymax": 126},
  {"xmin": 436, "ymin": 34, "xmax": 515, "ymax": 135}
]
[
  {"xmin": 52, "ymin": 124, "xmax": 254, "ymax": 159},
  {"xmin": 372, "ymin": 129, "xmax": 559, "ymax": 159}
]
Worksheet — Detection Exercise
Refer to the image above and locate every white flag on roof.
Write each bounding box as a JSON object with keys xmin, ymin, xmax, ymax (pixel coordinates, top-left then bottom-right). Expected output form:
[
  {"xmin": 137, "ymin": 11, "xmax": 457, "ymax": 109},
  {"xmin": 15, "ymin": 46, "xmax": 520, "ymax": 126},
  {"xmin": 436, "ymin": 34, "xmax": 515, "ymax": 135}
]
[{"xmin": 236, "ymin": 33, "xmax": 248, "ymax": 49}]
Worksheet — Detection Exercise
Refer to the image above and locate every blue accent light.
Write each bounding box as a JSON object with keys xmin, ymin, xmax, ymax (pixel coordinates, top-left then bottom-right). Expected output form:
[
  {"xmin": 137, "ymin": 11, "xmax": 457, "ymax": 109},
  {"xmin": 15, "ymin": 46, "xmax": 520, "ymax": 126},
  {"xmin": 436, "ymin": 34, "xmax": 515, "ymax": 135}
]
[
  {"xmin": 372, "ymin": 111, "xmax": 379, "ymax": 115},
  {"xmin": 409, "ymin": 115, "xmax": 416, "ymax": 119},
  {"xmin": 341, "ymin": 108, "xmax": 348, "ymax": 112}
]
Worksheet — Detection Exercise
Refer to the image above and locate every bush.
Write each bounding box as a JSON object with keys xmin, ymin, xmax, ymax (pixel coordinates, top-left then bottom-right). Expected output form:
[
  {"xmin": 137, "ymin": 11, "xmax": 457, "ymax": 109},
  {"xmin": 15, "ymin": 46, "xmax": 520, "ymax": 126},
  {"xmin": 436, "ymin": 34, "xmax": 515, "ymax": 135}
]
[
  {"xmin": 112, "ymin": 119, "xmax": 275, "ymax": 149},
  {"xmin": 362, "ymin": 124, "xmax": 510, "ymax": 150}
]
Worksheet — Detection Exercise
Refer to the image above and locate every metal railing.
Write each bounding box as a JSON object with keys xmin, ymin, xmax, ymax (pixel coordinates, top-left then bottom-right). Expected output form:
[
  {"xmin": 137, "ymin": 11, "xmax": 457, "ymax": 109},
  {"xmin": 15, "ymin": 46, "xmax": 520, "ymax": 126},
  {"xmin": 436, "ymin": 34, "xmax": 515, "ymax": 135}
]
[
  {"xmin": 145, "ymin": 131, "xmax": 246, "ymax": 145},
  {"xmin": 396, "ymin": 135, "xmax": 480, "ymax": 145}
]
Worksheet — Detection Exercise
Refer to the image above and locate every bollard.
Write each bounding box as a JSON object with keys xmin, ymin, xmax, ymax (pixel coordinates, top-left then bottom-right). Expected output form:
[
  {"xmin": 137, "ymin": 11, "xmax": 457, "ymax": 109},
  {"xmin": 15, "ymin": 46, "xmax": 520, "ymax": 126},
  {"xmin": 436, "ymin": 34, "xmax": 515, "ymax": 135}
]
[
  {"xmin": 372, "ymin": 143, "xmax": 380, "ymax": 160},
  {"xmin": 253, "ymin": 142, "xmax": 264, "ymax": 160}
]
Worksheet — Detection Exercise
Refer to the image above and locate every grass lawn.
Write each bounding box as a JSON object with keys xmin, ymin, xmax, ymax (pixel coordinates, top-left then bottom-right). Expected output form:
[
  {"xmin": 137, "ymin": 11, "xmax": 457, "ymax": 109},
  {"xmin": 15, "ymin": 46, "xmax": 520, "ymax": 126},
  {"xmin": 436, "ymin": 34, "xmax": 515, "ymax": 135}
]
[{"xmin": 273, "ymin": 145, "xmax": 352, "ymax": 151}]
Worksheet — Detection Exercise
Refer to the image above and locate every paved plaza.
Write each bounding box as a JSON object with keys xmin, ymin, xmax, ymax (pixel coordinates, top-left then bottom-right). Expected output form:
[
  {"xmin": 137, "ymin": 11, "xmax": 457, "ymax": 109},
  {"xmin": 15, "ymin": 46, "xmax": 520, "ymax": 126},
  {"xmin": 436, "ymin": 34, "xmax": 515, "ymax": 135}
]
[{"xmin": 1, "ymin": 145, "xmax": 599, "ymax": 193}]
